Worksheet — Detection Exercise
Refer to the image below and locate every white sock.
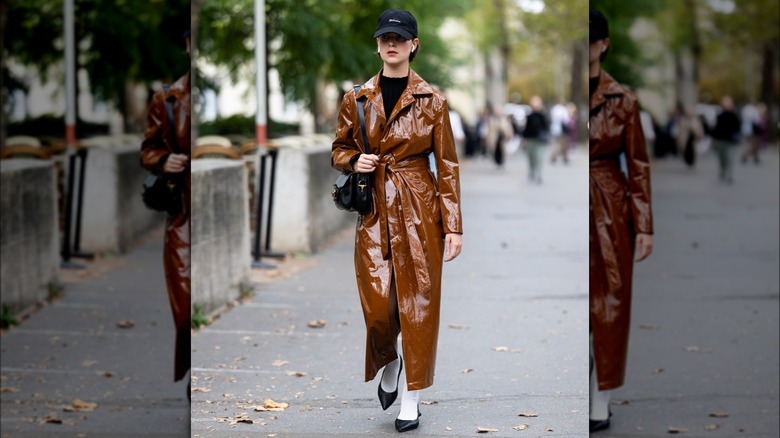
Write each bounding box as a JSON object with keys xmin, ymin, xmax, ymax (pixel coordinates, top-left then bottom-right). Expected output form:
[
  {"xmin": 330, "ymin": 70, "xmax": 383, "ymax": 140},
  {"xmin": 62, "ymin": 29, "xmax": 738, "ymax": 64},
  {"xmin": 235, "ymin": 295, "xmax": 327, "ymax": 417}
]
[
  {"xmin": 590, "ymin": 334, "xmax": 611, "ymax": 421},
  {"xmin": 397, "ymin": 365, "xmax": 420, "ymax": 420},
  {"xmin": 380, "ymin": 357, "xmax": 401, "ymax": 393}
]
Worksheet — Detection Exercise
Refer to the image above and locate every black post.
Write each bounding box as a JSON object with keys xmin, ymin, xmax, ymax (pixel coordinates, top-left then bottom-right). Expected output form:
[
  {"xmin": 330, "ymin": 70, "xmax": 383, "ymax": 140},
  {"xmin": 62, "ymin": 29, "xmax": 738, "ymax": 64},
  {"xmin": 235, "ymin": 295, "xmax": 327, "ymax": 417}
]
[
  {"xmin": 252, "ymin": 152, "xmax": 275, "ymax": 269},
  {"xmin": 262, "ymin": 147, "xmax": 283, "ymax": 258},
  {"xmin": 61, "ymin": 152, "xmax": 85, "ymax": 269},
  {"xmin": 72, "ymin": 147, "xmax": 94, "ymax": 259}
]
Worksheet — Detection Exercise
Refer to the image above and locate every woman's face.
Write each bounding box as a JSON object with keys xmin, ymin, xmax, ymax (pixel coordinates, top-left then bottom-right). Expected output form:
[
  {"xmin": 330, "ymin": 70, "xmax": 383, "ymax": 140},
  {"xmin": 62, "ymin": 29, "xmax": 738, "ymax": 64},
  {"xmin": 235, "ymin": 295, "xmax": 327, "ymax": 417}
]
[
  {"xmin": 377, "ymin": 33, "xmax": 417, "ymax": 65},
  {"xmin": 589, "ymin": 38, "xmax": 609, "ymax": 65}
]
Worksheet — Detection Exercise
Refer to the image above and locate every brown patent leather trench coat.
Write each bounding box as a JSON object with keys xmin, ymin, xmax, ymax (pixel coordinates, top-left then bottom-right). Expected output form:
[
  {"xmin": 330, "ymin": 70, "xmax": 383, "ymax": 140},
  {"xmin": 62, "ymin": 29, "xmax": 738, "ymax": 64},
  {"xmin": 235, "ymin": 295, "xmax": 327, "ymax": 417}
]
[
  {"xmin": 332, "ymin": 69, "xmax": 463, "ymax": 390},
  {"xmin": 590, "ymin": 70, "xmax": 653, "ymax": 390},
  {"xmin": 140, "ymin": 72, "xmax": 191, "ymax": 382}
]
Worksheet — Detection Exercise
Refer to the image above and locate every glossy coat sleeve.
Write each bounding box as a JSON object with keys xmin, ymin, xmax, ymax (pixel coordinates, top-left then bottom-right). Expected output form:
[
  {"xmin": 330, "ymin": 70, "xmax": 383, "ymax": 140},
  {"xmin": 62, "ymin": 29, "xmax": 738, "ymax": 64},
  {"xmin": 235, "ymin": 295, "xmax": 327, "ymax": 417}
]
[
  {"xmin": 433, "ymin": 97, "xmax": 463, "ymax": 235},
  {"xmin": 140, "ymin": 91, "xmax": 169, "ymax": 174},
  {"xmin": 624, "ymin": 98, "xmax": 653, "ymax": 235},
  {"xmin": 331, "ymin": 92, "xmax": 362, "ymax": 172}
]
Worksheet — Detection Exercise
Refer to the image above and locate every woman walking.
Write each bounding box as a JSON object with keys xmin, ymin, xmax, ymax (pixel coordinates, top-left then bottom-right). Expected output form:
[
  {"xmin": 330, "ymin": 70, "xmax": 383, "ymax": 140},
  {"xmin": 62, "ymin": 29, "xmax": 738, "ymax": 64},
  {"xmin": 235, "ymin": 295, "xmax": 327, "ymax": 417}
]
[
  {"xmin": 140, "ymin": 30, "xmax": 191, "ymax": 397},
  {"xmin": 331, "ymin": 9, "xmax": 463, "ymax": 432},
  {"xmin": 589, "ymin": 9, "xmax": 654, "ymax": 432}
]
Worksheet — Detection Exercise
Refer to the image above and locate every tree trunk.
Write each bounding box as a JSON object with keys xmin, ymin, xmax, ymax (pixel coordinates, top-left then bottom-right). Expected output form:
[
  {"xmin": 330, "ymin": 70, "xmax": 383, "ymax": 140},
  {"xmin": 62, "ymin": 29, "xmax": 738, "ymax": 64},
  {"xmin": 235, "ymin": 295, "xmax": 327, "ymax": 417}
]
[
  {"xmin": 760, "ymin": 40, "xmax": 777, "ymax": 141},
  {"xmin": 570, "ymin": 39, "xmax": 586, "ymax": 141},
  {"xmin": 191, "ymin": 0, "xmax": 201, "ymax": 143},
  {"xmin": 0, "ymin": 0, "xmax": 7, "ymax": 147}
]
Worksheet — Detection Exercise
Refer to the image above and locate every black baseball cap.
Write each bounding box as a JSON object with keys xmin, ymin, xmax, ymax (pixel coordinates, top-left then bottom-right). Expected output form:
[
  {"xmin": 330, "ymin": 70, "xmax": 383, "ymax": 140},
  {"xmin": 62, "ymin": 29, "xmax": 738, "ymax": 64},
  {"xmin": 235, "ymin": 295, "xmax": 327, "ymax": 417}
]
[
  {"xmin": 373, "ymin": 9, "xmax": 418, "ymax": 40},
  {"xmin": 590, "ymin": 9, "xmax": 609, "ymax": 41}
]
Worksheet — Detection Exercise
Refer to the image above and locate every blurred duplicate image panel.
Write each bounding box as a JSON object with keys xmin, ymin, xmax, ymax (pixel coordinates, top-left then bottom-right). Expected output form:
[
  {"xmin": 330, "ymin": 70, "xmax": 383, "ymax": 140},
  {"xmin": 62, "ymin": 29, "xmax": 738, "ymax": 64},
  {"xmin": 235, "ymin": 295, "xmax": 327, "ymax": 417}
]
[
  {"xmin": 1, "ymin": 1, "xmax": 191, "ymax": 437},
  {"xmin": 588, "ymin": 1, "xmax": 779, "ymax": 436},
  {"xmin": 189, "ymin": 0, "xmax": 592, "ymax": 436}
]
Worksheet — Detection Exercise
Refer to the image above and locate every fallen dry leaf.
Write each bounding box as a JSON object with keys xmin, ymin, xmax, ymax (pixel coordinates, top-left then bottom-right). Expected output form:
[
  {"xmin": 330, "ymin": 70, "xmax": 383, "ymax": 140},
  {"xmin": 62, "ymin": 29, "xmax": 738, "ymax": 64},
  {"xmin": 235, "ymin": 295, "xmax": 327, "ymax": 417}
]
[
  {"xmin": 639, "ymin": 323, "xmax": 658, "ymax": 329},
  {"xmin": 0, "ymin": 387, "xmax": 20, "ymax": 393},
  {"xmin": 463, "ymin": 368, "xmax": 474, "ymax": 374},
  {"xmin": 518, "ymin": 412, "xmax": 538, "ymax": 417},
  {"xmin": 98, "ymin": 371, "xmax": 115, "ymax": 378},
  {"xmin": 653, "ymin": 368, "xmax": 665, "ymax": 374},
  {"xmin": 514, "ymin": 424, "xmax": 529, "ymax": 430},
  {"xmin": 668, "ymin": 426, "xmax": 689, "ymax": 433},
  {"xmin": 116, "ymin": 320, "xmax": 134, "ymax": 329},
  {"xmin": 544, "ymin": 428, "xmax": 554, "ymax": 432},
  {"xmin": 494, "ymin": 346, "xmax": 509, "ymax": 352},
  {"xmin": 81, "ymin": 360, "xmax": 97, "ymax": 367},
  {"xmin": 285, "ymin": 371, "xmax": 307, "ymax": 377},
  {"xmin": 229, "ymin": 414, "xmax": 253, "ymax": 425},
  {"xmin": 709, "ymin": 412, "xmax": 729, "ymax": 418},
  {"xmin": 41, "ymin": 413, "xmax": 62, "ymax": 424},
  {"xmin": 254, "ymin": 399, "xmax": 289, "ymax": 412},
  {"xmin": 63, "ymin": 399, "xmax": 97, "ymax": 412},
  {"xmin": 421, "ymin": 400, "xmax": 438, "ymax": 405},
  {"xmin": 448, "ymin": 324, "xmax": 467, "ymax": 329},
  {"xmin": 477, "ymin": 427, "xmax": 499, "ymax": 433},
  {"xmin": 191, "ymin": 387, "xmax": 210, "ymax": 393},
  {"xmin": 704, "ymin": 424, "xmax": 720, "ymax": 431},
  {"xmin": 272, "ymin": 360, "xmax": 289, "ymax": 367},
  {"xmin": 307, "ymin": 319, "xmax": 326, "ymax": 328}
]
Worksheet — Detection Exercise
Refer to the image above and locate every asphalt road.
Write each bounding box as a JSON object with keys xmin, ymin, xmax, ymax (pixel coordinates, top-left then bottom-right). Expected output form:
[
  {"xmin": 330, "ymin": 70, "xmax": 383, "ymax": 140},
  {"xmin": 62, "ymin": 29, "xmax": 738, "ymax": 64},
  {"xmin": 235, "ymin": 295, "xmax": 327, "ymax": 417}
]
[
  {"xmin": 191, "ymin": 145, "xmax": 591, "ymax": 437},
  {"xmin": 0, "ymin": 229, "xmax": 190, "ymax": 438},
  {"xmin": 592, "ymin": 147, "xmax": 780, "ymax": 437}
]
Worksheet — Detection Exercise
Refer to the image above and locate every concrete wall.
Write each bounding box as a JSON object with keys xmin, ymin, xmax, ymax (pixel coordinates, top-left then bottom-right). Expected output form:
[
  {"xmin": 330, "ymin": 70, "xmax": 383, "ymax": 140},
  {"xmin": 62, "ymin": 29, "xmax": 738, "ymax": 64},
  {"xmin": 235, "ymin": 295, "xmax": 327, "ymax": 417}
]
[
  {"xmin": 80, "ymin": 138, "xmax": 166, "ymax": 253},
  {"xmin": 268, "ymin": 135, "xmax": 355, "ymax": 254},
  {"xmin": 0, "ymin": 159, "xmax": 59, "ymax": 315},
  {"xmin": 191, "ymin": 159, "xmax": 250, "ymax": 315}
]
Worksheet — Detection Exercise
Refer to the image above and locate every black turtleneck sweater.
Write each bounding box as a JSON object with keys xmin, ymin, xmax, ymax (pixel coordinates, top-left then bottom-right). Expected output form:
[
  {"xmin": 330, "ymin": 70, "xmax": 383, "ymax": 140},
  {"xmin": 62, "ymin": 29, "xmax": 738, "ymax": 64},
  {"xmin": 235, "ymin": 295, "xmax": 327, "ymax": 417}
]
[
  {"xmin": 380, "ymin": 75, "xmax": 408, "ymax": 119},
  {"xmin": 589, "ymin": 76, "xmax": 599, "ymax": 98}
]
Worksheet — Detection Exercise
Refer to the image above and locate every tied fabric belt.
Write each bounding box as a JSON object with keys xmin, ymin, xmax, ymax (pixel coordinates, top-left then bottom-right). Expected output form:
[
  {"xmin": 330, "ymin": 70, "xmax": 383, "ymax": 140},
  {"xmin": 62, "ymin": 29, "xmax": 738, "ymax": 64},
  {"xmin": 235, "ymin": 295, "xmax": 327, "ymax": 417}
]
[
  {"xmin": 589, "ymin": 158, "xmax": 623, "ymax": 296},
  {"xmin": 375, "ymin": 154, "xmax": 432, "ymax": 295}
]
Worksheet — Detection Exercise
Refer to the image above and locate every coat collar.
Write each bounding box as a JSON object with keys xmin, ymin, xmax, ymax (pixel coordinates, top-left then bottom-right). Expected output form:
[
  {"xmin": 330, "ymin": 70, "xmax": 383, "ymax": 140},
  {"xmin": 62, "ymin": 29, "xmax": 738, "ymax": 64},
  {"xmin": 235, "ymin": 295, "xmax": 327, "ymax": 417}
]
[
  {"xmin": 590, "ymin": 69, "xmax": 625, "ymax": 112},
  {"xmin": 164, "ymin": 70, "xmax": 191, "ymax": 102},
  {"xmin": 356, "ymin": 68, "xmax": 434, "ymax": 122}
]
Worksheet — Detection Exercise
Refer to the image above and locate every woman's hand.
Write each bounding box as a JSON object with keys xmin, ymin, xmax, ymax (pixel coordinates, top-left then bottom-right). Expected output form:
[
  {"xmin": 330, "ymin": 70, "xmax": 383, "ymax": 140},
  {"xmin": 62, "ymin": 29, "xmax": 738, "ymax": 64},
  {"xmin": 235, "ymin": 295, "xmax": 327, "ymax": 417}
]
[
  {"xmin": 354, "ymin": 154, "xmax": 379, "ymax": 173},
  {"xmin": 163, "ymin": 153, "xmax": 189, "ymax": 173},
  {"xmin": 444, "ymin": 233, "xmax": 462, "ymax": 262},
  {"xmin": 635, "ymin": 233, "xmax": 653, "ymax": 262}
]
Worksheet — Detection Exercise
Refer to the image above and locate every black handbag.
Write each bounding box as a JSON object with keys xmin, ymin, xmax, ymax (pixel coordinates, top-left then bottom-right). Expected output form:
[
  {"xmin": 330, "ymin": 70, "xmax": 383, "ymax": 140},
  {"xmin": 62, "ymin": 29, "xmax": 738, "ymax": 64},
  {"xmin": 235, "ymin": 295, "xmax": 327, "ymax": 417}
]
[
  {"xmin": 142, "ymin": 84, "xmax": 182, "ymax": 215},
  {"xmin": 332, "ymin": 85, "xmax": 372, "ymax": 215}
]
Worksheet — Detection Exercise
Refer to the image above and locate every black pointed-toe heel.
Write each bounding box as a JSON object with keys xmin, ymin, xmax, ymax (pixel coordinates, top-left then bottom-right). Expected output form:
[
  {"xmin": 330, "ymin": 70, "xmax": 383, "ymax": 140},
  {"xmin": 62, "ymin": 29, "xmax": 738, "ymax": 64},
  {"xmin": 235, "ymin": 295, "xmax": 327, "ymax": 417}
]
[
  {"xmin": 589, "ymin": 410, "xmax": 612, "ymax": 433},
  {"xmin": 394, "ymin": 406, "xmax": 420, "ymax": 433},
  {"xmin": 378, "ymin": 358, "xmax": 403, "ymax": 410}
]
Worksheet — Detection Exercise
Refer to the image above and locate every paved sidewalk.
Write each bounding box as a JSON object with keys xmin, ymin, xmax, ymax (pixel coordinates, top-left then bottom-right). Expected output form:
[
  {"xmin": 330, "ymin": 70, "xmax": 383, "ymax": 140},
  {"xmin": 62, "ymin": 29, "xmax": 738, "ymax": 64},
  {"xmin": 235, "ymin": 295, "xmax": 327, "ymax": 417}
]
[
  {"xmin": 594, "ymin": 147, "xmax": 780, "ymax": 437},
  {"xmin": 191, "ymin": 146, "xmax": 590, "ymax": 437},
  {"xmin": 1, "ymin": 229, "xmax": 190, "ymax": 438}
]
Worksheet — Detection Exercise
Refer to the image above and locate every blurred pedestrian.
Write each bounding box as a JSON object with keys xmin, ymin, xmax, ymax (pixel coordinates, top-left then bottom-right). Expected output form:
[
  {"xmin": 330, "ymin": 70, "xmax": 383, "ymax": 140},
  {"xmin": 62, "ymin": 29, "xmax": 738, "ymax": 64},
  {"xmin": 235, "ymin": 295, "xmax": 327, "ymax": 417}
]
[
  {"xmin": 140, "ymin": 29, "xmax": 191, "ymax": 398},
  {"xmin": 549, "ymin": 98, "xmax": 570, "ymax": 164},
  {"xmin": 589, "ymin": 9, "xmax": 654, "ymax": 432},
  {"xmin": 675, "ymin": 103, "xmax": 704, "ymax": 168},
  {"xmin": 485, "ymin": 104, "xmax": 513, "ymax": 169},
  {"xmin": 522, "ymin": 96, "xmax": 549, "ymax": 183},
  {"xmin": 331, "ymin": 9, "xmax": 463, "ymax": 433},
  {"xmin": 712, "ymin": 96, "xmax": 741, "ymax": 184},
  {"xmin": 740, "ymin": 101, "xmax": 766, "ymax": 165},
  {"xmin": 565, "ymin": 102, "xmax": 578, "ymax": 150}
]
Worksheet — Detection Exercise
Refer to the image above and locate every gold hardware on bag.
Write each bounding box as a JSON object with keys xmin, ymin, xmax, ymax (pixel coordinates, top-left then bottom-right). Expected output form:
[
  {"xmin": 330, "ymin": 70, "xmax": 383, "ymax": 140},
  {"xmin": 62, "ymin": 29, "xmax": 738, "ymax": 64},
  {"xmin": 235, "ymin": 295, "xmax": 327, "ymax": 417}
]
[{"xmin": 358, "ymin": 182, "xmax": 367, "ymax": 192}]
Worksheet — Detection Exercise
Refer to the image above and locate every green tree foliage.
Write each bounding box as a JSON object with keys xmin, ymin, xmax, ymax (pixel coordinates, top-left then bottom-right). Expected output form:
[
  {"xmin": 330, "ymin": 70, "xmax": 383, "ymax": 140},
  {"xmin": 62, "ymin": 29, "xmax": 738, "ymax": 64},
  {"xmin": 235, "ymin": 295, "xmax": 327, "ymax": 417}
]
[
  {"xmin": 5, "ymin": 0, "xmax": 189, "ymax": 116},
  {"xmin": 197, "ymin": 0, "xmax": 472, "ymax": 111},
  {"xmin": 589, "ymin": 0, "xmax": 663, "ymax": 89}
]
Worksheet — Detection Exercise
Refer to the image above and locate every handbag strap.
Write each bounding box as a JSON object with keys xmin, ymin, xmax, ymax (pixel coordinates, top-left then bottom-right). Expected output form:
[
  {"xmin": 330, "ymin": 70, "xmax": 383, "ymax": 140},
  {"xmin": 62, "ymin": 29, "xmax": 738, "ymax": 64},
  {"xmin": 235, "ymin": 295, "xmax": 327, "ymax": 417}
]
[
  {"xmin": 162, "ymin": 84, "xmax": 179, "ymax": 153},
  {"xmin": 354, "ymin": 85, "xmax": 370, "ymax": 153}
]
